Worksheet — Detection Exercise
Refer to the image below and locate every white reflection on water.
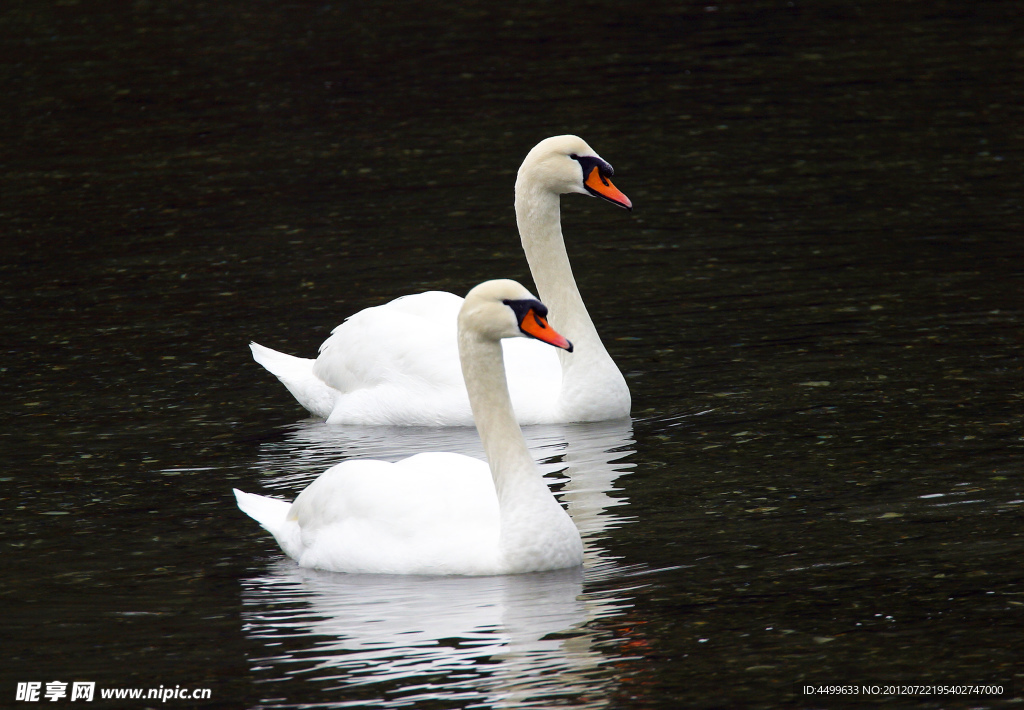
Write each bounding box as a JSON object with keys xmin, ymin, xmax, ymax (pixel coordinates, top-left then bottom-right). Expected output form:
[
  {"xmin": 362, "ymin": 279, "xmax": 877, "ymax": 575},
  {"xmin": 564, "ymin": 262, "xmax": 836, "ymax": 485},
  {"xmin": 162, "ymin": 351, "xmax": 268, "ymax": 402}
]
[
  {"xmin": 242, "ymin": 563, "xmax": 633, "ymax": 708},
  {"xmin": 241, "ymin": 419, "xmax": 639, "ymax": 707}
]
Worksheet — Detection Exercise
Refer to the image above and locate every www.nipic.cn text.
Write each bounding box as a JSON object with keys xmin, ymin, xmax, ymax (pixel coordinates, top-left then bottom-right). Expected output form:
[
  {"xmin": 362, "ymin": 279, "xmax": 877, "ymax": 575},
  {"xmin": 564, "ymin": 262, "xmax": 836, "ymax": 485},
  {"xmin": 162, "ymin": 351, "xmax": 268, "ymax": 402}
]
[{"xmin": 16, "ymin": 682, "xmax": 212, "ymax": 703}]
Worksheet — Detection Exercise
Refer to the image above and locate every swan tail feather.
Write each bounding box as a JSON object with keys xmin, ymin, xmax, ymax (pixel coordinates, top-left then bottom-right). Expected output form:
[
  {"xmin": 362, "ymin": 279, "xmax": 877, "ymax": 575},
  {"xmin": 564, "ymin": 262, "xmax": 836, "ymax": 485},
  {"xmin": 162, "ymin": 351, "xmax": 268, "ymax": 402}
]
[
  {"xmin": 249, "ymin": 341, "xmax": 337, "ymax": 419},
  {"xmin": 233, "ymin": 489, "xmax": 291, "ymax": 531},
  {"xmin": 233, "ymin": 489, "xmax": 305, "ymax": 561},
  {"xmin": 250, "ymin": 341, "xmax": 313, "ymax": 379}
]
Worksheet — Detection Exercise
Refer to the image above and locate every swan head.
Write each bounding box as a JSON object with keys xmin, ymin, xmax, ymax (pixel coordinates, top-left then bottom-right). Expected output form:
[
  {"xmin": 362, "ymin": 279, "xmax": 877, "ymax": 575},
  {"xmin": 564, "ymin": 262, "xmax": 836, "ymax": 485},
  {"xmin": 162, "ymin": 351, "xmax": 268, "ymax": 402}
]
[
  {"xmin": 459, "ymin": 279, "xmax": 573, "ymax": 352},
  {"xmin": 517, "ymin": 135, "xmax": 632, "ymax": 211}
]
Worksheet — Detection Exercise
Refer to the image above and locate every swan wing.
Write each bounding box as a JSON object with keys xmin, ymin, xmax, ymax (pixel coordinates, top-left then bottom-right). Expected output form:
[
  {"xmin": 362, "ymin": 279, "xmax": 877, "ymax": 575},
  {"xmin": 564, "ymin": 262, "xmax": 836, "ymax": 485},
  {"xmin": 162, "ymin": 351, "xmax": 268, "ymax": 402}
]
[
  {"xmin": 287, "ymin": 453, "xmax": 501, "ymax": 574},
  {"xmin": 311, "ymin": 292, "xmax": 474, "ymax": 425}
]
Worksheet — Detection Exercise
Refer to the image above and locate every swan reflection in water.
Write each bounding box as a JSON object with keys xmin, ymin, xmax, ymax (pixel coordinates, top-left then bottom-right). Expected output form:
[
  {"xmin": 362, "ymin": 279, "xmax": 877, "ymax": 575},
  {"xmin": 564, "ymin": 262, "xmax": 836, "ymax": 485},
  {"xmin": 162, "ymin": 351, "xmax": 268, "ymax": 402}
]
[
  {"xmin": 242, "ymin": 563, "xmax": 636, "ymax": 708},
  {"xmin": 241, "ymin": 418, "xmax": 638, "ymax": 705}
]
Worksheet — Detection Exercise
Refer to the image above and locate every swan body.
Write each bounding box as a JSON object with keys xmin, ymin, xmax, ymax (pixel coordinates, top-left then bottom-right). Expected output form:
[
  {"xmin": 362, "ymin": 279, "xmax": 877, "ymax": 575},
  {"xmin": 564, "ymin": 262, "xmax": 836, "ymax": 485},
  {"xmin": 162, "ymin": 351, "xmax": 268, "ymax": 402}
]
[
  {"xmin": 235, "ymin": 280, "xmax": 584, "ymax": 575},
  {"xmin": 251, "ymin": 135, "xmax": 632, "ymax": 425},
  {"xmin": 251, "ymin": 292, "xmax": 561, "ymax": 425}
]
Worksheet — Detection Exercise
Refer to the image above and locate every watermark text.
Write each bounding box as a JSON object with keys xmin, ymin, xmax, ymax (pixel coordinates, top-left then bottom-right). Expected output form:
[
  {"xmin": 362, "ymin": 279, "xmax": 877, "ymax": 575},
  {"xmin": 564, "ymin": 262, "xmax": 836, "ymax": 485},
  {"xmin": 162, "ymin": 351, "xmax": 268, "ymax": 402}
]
[{"xmin": 16, "ymin": 682, "xmax": 211, "ymax": 703}]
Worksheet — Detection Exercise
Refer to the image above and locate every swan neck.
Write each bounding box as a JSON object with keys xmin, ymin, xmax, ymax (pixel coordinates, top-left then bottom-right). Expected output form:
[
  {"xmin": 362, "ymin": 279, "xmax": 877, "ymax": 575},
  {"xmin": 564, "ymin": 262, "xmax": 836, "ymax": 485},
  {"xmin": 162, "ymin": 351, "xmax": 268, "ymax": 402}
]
[
  {"xmin": 459, "ymin": 333, "xmax": 541, "ymax": 500},
  {"xmin": 514, "ymin": 179, "xmax": 615, "ymax": 374},
  {"xmin": 515, "ymin": 187, "xmax": 587, "ymax": 325},
  {"xmin": 514, "ymin": 171, "xmax": 631, "ymax": 420}
]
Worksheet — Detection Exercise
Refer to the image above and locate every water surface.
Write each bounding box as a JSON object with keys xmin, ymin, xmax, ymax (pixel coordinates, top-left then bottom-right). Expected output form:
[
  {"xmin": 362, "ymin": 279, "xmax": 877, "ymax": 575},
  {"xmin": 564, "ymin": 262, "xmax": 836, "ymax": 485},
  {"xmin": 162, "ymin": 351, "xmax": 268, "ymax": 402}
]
[{"xmin": 2, "ymin": 1, "xmax": 1022, "ymax": 708}]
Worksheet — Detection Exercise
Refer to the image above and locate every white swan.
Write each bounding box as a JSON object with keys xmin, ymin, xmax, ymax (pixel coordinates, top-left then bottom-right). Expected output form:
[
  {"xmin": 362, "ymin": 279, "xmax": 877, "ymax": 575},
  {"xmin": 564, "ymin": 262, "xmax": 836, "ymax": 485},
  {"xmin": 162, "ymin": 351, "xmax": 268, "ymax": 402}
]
[
  {"xmin": 234, "ymin": 279, "xmax": 584, "ymax": 575},
  {"xmin": 250, "ymin": 135, "xmax": 632, "ymax": 425}
]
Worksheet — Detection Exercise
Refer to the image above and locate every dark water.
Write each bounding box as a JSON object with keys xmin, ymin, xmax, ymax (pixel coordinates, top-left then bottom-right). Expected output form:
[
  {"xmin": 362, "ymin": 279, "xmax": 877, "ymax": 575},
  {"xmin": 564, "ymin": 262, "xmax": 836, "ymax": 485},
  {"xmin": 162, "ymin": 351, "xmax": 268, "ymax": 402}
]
[{"xmin": 3, "ymin": 1, "xmax": 1022, "ymax": 708}]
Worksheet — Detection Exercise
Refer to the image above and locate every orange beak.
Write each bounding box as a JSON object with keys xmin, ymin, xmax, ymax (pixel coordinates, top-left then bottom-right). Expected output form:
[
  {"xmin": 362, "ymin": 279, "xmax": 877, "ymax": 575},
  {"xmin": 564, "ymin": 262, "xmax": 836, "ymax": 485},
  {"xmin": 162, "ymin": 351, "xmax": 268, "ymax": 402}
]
[
  {"xmin": 584, "ymin": 167, "xmax": 632, "ymax": 210},
  {"xmin": 519, "ymin": 309, "xmax": 573, "ymax": 352}
]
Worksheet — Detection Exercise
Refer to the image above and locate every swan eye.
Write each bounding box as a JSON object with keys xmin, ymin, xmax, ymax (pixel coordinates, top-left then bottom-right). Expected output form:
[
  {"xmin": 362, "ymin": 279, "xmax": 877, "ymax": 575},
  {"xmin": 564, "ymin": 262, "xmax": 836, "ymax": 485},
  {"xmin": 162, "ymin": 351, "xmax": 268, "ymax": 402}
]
[
  {"xmin": 573, "ymin": 153, "xmax": 630, "ymax": 210},
  {"xmin": 572, "ymin": 154, "xmax": 614, "ymax": 181},
  {"xmin": 502, "ymin": 297, "xmax": 548, "ymax": 322},
  {"xmin": 505, "ymin": 298, "xmax": 572, "ymax": 352}
]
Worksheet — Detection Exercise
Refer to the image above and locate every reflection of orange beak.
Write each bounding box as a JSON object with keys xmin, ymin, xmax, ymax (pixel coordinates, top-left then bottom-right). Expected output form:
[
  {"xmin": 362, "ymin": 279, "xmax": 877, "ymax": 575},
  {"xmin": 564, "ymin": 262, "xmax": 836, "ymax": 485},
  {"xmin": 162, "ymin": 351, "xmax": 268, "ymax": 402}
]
[
  {"xmin": 585, "ymin": 167, "xmax": 632, "ymax": 210},
  {"xmin": 519, "ymin": 309, "xmax": 573, "ymax": 352}
]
